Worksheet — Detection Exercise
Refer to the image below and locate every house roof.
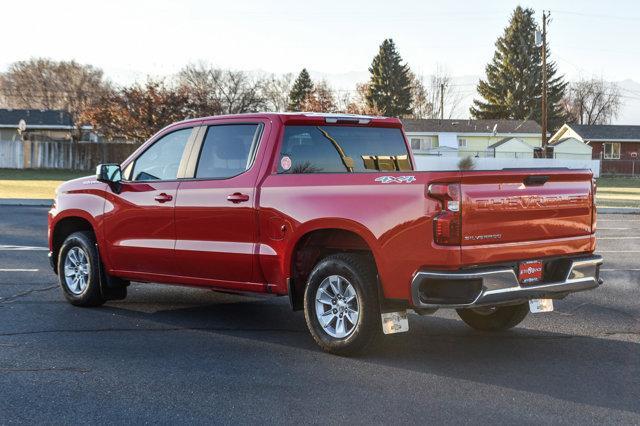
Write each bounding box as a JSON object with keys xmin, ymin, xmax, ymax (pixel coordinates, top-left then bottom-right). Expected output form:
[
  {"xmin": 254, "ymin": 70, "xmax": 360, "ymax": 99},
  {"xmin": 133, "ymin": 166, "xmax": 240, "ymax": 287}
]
[
  {"xmin": 488, "ymin": 137, "xmax": 534, "ymax": 150},
  {"xmin": 488, "ymin": 137, "xmax": 518, "ymax": 149},
  {"xmin": 402, "ymin": 118, "xmax": 542, "ymax": 134},
  {"xmin": 550, "ymin": 137, "xmax": 583, "ymax": 146},
  {"xmin": 566, "ymin": 124, "xmax": 640, "ymax": 141},
  {"xmin": 550, "ymin": 137, "xmax": 592, "ymax": 152},
  {"xmin": 0, "ymin": 109, "xmax": 74, "ymax": 128}
]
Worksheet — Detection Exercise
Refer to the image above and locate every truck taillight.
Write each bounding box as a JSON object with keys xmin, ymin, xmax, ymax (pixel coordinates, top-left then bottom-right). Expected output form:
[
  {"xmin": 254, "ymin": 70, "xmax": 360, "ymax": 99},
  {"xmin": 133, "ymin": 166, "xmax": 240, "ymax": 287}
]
[{"xmin": 428, "ymin": 183, "xmax": 461, "ymax": 245}]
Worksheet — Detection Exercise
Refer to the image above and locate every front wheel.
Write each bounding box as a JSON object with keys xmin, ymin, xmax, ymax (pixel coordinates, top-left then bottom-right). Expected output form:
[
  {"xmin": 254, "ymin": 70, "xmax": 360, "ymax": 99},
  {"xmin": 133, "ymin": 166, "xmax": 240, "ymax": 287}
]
[
  {"xmin": 57, "ymin": 231, "xmax": 106, "ymax": 307},
  {"xmin": 303, "ymin": 253, "xmax": 380, "ymax": 356},
  {"xmin": 456, "ymin": 303, "xmax": 529, "ymax": 331}
]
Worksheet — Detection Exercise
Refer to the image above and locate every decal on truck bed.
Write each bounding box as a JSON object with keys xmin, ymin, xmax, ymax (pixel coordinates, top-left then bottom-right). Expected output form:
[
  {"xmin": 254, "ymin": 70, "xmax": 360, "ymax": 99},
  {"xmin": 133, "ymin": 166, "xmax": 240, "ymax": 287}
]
[{"xmin": 375, "ymin": 176, "xmax": 416, "ymax": 184}]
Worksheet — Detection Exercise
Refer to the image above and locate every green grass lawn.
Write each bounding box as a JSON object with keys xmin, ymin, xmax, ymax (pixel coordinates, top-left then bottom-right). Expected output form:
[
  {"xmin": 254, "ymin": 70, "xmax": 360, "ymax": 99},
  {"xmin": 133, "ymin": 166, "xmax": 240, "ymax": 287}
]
[
  {"xmin": 596, "ymin": 177, "xmax": 640, "ymax": 208},
  {"xmin": 596, "ymin": 177, "xmax": 640, "ymax": 188},
  {"xmin": 0, "ymin": 169, "xmax": 90, "ymax": 199}
]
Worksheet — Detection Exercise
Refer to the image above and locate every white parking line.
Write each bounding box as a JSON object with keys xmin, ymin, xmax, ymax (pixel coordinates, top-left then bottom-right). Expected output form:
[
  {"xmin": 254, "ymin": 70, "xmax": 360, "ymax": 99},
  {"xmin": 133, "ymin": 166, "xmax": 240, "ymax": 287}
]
[
  {"xmin": 601, "ymin": 268, "xmax": 640, "ymax": 272},
  {"xmin": 0, "ymin": 245, "xmax": 48, "ymax": 251},
  {"xmin": 597, "ymin": 250, "xmax": 640, "ymax": 253},
  {"xmin": 597, "ymin": 227, "xmax": 630, "ymax": 230},
  {"xmin": 0, "ymin": 269, "xmax": 39, "ymax": 272},
  {"xmin": 597, "ymin": 237, "xmax": 640, "ymax": 240}
]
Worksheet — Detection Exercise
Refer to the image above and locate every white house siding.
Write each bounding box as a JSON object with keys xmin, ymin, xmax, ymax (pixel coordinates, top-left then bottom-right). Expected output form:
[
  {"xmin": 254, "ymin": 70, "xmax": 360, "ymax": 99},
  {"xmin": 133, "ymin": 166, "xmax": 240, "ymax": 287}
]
[
  {"xmin": 0, "ymin": 140, "xmax": 23, "ymax": 168},
  {"xmin": 552, "ymin": 137, "xmax": 593, "ymax": 159},
  {"xmin": 491, "ymin": 138, "xmax": 534, "ymax": 159}
]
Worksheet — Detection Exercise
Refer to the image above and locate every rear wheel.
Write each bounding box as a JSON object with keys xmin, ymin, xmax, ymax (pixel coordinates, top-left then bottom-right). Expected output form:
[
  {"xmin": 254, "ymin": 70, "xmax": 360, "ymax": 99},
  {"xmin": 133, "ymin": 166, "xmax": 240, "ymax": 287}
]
[
  {"xmin": 303, "ymin": 253, "xmax": 380, "ymax": 356},
  {"xmin": 456, "ymin": 303, "xmax": 529, "ymax": 331}
]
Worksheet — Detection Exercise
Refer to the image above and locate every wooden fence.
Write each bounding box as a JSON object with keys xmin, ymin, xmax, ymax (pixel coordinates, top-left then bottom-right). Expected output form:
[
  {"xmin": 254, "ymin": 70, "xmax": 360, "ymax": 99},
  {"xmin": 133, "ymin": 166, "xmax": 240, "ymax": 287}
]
[{"xmin": 0, "ymin": 140, "xmax": 143, "ymax": 171}]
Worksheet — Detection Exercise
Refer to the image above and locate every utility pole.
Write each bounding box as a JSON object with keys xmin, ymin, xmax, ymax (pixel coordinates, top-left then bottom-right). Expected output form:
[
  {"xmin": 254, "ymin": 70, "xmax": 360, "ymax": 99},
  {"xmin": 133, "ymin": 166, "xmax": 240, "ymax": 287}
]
[
  {"xmin": 541, "ymin": 10, "xmax": 549, "ymax": 149},
  {"xmin": 440, "ymin": 83, "xmax": 444, "ymax": 121}
]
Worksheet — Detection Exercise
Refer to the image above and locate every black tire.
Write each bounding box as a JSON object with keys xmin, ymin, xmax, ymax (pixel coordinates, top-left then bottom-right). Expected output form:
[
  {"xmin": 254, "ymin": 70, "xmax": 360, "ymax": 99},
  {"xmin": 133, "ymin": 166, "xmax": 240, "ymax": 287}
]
[
  {"xmin": 303, "ymin": 253, "xmax": 380, "ymax": 356},
  {"xmin": 57, "ymin": 231, "xmax": 106, "ymax": 307},
  {"xmin": 456, "ymin": 303, "xmax": 529, "ymax": 331}
]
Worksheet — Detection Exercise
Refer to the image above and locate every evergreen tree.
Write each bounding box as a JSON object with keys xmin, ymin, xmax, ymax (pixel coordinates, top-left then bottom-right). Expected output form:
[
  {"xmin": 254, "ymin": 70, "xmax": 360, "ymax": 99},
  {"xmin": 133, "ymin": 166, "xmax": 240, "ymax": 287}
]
[
  {"xmin": 366, "ymin": 39, "xmax": 413, "ymax": 117},
  {"xmin": 288, "ymin": 68, "xmax": 314, "ymax": 111},
  {"xmin": 470, "ymin": 6, "xmax": 566, "ymax": 130}
]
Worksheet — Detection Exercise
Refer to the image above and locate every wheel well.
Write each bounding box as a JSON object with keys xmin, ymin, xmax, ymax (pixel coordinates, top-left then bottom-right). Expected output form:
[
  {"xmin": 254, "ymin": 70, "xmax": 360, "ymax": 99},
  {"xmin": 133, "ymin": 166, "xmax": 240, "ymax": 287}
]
[
  {"xmin": 289, "ymin": 228, "xmax": 377, "ymax": 311},
  {"xmin": 51, "ymin": 217, "xmax": 95, "ymax": 273}
]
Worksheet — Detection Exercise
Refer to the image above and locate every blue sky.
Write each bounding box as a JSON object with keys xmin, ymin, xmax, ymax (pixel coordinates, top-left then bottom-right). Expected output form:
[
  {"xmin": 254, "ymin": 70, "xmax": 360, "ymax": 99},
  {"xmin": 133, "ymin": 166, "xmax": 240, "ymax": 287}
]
[{"xmin": 3, "ymin": 0, "xmax": 640, "ymax": 120}]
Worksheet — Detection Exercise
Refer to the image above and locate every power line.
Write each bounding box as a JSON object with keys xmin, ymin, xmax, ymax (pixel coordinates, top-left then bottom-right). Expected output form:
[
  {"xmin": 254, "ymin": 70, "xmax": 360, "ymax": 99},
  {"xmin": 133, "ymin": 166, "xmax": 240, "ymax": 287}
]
[{"xmin": 550, "ymin": 9, "xmax": 640, "ymax": 21}]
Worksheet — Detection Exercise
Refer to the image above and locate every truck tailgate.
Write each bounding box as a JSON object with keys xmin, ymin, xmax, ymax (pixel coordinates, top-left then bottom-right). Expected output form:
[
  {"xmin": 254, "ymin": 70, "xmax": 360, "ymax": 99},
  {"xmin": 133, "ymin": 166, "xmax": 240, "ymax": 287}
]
[{"xmin": 459, "ymin": 169, "xmax": 594, "ymax": 262}]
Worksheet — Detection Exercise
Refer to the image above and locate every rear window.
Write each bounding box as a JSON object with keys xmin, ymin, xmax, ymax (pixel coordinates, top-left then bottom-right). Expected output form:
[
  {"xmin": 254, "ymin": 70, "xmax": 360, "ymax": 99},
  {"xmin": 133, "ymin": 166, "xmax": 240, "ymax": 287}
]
[{"xmin": 278, "ymin": 125, "xmax": 411, "ymax": 173}]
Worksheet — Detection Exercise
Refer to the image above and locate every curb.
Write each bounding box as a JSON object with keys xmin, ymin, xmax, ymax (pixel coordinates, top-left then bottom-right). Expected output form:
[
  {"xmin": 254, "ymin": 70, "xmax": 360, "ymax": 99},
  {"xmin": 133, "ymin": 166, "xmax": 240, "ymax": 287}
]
[{"xmin": 0, "ymin": 199, "xmax": 52, "ymax": 207}]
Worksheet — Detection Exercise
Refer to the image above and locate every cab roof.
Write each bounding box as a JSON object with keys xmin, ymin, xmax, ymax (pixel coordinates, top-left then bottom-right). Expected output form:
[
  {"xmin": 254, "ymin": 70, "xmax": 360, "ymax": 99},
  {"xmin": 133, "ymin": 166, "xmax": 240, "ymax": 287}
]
[{"xmin": 177, "ymin": 112, "xmax": 403, "ymax": 128}]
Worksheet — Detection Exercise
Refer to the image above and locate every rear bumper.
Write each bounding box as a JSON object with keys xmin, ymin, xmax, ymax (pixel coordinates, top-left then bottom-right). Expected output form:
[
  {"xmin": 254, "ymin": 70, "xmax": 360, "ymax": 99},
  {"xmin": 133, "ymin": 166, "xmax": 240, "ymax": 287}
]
[{"xmin": 411, "ymin": 255, "xmax": 603, "ymax": 309}]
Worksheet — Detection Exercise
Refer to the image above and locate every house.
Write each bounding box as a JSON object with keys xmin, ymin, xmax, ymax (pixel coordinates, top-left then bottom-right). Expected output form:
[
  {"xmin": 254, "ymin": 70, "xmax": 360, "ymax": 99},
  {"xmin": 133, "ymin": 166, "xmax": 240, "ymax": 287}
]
[
  {"xmin": 0, "ymin": 109, "xmax": 95, "ymax": 142},
  {"xmin": 488, "ymin": 137, "xmax": 534, "ymax": 158},
  {"xmin": 402, "ymin": 118, "xmax": 543, "ymax": 157},
  {"xmin": 550, "ymin": 123, "xmax": 640, "ymax": 161},
  {"xmin": 548, "ymin": 137, "xmax": 592, "ymax": 159}
]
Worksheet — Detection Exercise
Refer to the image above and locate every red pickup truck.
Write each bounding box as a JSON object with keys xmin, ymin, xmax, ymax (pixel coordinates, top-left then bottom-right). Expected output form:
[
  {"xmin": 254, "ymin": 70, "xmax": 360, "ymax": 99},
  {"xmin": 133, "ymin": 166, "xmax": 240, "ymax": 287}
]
[{"xmin": 48, "ymin": 113, "xmax": 602, "ymax": 355}]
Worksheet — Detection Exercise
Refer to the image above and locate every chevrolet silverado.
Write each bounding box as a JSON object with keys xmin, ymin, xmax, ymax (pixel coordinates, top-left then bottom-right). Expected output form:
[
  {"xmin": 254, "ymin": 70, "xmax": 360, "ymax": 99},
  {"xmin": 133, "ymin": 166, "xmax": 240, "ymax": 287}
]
[{"xmin": 48, "ymin": 113, "xmax": 602, "ymax": 355}]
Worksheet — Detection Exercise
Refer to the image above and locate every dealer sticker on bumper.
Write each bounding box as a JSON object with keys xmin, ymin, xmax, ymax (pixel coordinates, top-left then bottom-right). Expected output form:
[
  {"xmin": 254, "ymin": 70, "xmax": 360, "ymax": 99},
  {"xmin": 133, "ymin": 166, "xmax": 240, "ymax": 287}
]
[
  {"xmin": 381, "ymin": 311, "xmax": 409, "ymax": 334},
  {"xmin": 529, "ymin": 299, "xmax": 554, "ymax": 313}
]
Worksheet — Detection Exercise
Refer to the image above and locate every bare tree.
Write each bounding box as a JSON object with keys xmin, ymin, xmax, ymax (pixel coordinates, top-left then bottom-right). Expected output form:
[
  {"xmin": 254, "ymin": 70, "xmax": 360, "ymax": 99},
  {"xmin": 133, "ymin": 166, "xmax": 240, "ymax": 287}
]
[
  {"xmin": 81, "ymin": 79, "xmax": 192, "ymax": 141},
  {"xmin": 0, "ymin": 58, "xmax": 111, "ymax": 124},
  {"xmin": 562, "ymin": 78, "xmax": 622, "ymax": 125},
  {"xmin": 177, "ymin": 63, "xmax": 267, "ymax": 115},
  {"xmin": 427, "ymin": 66, "xmax": 464, "ymax": 119},
  {"xmin": 217, "ymin": 70, "xmax": 267, "ymax": 114},
  {"xmin": 263, "ymin": 73, "xmax": 294, "ymax": 111},
  {"xmin": 176, "ymin": 62, "xmax": 223, "ymax": 116},
  {"xmin": 408, "ymin": 72, "xmax": 434, "ymax": 119}
]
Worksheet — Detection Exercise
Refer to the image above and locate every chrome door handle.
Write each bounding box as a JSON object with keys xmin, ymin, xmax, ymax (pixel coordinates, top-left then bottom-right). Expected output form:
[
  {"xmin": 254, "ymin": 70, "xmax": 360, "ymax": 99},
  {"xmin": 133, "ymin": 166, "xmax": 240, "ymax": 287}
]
[{"xmin": 226, "ymin": 193, "xmax": 250, "ymax": 203}]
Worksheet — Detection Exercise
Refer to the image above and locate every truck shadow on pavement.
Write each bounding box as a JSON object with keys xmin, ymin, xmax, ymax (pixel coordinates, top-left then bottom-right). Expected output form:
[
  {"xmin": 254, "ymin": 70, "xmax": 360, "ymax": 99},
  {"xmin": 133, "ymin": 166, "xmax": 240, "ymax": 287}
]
[{"xmin": 99, "ymin": 288, "xmax": 640, "ymax": 415}]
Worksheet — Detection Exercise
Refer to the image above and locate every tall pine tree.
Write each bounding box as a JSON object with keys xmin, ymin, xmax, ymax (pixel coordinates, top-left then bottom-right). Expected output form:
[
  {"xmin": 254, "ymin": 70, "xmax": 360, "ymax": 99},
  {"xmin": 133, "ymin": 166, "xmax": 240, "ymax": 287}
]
[
  {"xmin": 366, "ymin": 39, "xmax": 413, "ymax": 117},
  {"xmin": 470, "ymin": 6, "xmax": 566, "ymax": 130},
  {"xmin": 288, "ymin": 68, "xmax": 314, "ymax": 111}
]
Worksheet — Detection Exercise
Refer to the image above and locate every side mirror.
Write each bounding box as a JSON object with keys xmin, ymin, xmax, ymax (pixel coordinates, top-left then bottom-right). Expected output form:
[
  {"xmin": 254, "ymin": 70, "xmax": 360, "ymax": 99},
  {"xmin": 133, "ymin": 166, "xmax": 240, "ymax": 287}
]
[{"xmin": 96, "ymin": 164, "xmax": 122, "ymax": 183}]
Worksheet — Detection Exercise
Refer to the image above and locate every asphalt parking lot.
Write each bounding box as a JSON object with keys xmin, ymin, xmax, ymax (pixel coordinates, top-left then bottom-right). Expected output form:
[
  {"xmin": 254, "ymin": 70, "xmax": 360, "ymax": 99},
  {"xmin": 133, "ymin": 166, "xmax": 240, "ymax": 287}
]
[{"xmin": 0, "ymin": 206, "xmax": 638, "ymax": 424}]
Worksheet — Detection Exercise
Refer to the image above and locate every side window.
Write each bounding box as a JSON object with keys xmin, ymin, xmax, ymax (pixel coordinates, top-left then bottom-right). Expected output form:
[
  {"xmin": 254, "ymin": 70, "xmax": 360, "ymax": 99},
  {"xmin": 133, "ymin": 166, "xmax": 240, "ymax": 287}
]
[
  {"xmin": 195, "ymin": 124, "xmax": 262, "ymax": 179},
  {"xmin": 131, "ymin": 128, "xmax": 192, "ymax": 181}
]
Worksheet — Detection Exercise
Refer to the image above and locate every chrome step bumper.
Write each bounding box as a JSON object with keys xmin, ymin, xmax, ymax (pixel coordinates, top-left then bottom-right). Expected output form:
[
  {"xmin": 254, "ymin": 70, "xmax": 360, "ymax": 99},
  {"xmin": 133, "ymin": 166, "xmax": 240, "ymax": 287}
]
[{"xmin": 411, "ymin": 255, "xmax": 603, "ymax": 309}]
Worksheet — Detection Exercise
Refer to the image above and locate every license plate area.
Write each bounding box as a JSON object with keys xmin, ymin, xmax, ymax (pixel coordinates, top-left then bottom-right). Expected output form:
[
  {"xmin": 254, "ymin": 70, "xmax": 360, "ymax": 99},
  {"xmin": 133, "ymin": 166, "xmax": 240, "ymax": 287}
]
[{"xmin": 519, "ymin": 260, "xmax": 544, "ymax": 285}]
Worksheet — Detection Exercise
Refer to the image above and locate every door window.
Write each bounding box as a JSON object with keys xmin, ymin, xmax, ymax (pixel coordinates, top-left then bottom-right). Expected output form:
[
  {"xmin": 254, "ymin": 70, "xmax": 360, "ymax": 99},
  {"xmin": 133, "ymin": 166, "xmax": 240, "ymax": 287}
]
[
  {"xmin": 131, "ymin": 128, "xmax": 192, "ymax": 181},
  {"xmin": 195, "ymin": 124, "xmax": 262, "ymax": 179}
]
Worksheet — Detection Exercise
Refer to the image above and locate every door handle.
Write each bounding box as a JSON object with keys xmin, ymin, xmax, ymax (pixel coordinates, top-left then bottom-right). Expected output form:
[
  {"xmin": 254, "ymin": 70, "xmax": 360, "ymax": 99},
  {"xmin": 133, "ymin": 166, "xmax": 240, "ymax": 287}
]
[
  {"xmin": 154, "ymin": 193, "xmax": 173, "ymax": 203},
  {"xmin": 227, "ymin": 192, "xmax": 250, "ymax": 203}
]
